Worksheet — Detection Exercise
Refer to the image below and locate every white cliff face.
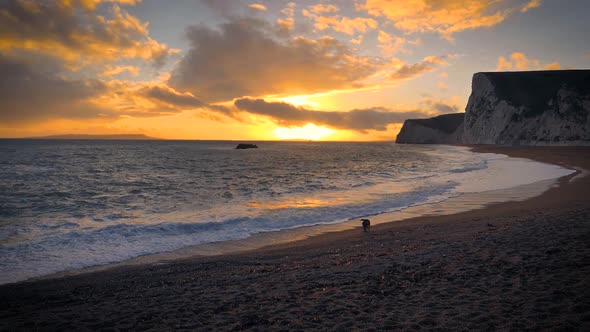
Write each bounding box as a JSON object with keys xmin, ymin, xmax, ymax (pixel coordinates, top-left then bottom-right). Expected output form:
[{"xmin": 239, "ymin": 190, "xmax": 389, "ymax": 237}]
[{"xmin": 463, "ymin": 71, "xmax": 590, "ymax": 145}]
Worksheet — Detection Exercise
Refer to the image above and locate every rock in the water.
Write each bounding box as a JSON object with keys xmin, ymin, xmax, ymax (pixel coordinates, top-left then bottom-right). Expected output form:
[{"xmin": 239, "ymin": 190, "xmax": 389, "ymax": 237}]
[
  {"xmin": 236, "ymin": 143, "xmax": 258, "ymax": 149},
  {"xmin": 396, "ymin": 113, "xmax": 464, "ymax": 144},
  {"xmin": 463, "ymin": 70, "xmax": 590, "ymax": 145}
]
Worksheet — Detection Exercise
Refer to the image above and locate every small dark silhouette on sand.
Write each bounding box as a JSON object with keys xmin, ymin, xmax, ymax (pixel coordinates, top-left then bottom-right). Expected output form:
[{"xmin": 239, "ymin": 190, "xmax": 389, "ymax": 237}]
[
  {"xmin": 236, "ymin": 144, "xmax": 258, "ymax": 149},
  {"xmin": 361, "ymin": 219, "xmax": 371, "ymax": 232}
]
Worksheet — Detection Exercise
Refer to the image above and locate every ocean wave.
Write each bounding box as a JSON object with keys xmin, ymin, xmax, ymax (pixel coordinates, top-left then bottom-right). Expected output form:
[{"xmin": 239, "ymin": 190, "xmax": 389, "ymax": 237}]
[
  {"xmin": 0, "ymin": 181, "xmax": 457, "ymax": 284},
  {"xmin": 0, "ymin": 142, "xmax": 574, "ymax": 284},
  {"xmin": 447, "ymin": 161, "xmax": 487, "ymax": 174}
]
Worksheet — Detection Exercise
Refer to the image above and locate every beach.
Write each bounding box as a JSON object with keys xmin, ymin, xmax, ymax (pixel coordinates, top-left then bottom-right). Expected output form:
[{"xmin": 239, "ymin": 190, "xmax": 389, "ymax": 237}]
[{"xmin": 1, "ymin": 145, "xmax": 589, "ymax": 330}]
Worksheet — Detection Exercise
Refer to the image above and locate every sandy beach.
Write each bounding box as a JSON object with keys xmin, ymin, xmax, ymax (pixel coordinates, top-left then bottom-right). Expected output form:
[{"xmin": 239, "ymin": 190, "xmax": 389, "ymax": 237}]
[{"xmin": 1, "ymin": 146, "xmax": 589, "ymax": 331}]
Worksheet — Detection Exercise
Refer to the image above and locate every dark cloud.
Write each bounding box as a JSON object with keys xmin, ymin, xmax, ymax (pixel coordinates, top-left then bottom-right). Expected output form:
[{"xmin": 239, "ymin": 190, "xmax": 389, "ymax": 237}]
[
  {"xmin": 234, "ymin": 98, "xmax": 436, "ymax": 132},
  {"xmin": 169, "ymin": 17, "xmax": 383, "ymax": 102},
  {"xmin": 429, "ymin": 102, "xmax": 459, "ymax": 114},
  {"xmin": 420, "ymin": 96, "xmax": 460, "ymax": 114},
  {"xmin": 0, "ymin": 52, "xmax": 235, "ymax": 125},
  {"xmin": 142, "ymin": 86, "xmax": 207, "ymax": 108},
  {"xmin": 0, "ymin": 54, "xmax": 112, "ymax": 123},
  {"xmin": 141, "ymin": 85, "xmax": 233, "ymax": 116}
]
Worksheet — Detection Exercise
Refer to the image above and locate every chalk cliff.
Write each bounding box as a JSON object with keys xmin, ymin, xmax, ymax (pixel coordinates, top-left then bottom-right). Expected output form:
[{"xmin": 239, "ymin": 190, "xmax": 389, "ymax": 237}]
[
  {"xmin": 396, "ymin": 113, "xmax": 464, "ymax": 144},
  {"xmin": 396, "ymin": 70, "xmax": 590, "ymax": 145},
  {"xmin": 463, "ymin": 70, "xmax": 590, "ymax": 145}
]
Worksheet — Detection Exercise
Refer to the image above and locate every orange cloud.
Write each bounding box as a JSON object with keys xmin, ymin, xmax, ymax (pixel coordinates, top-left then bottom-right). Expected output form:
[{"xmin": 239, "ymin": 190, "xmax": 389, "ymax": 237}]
[
  {"xmin": 169, "ymin": 18, "xmax": 389, "ymax": 102},
  {"xmin": 277, "ymin": 17, "xmax": 295, "ymax": 31},
  {"xmin": 544, "ymin": 62, "xmax": 561, "ymax": 70},
  {"xmin": 378, "ymin": 30, "xmax": 392, "ymax": 43},
  {"xmin": 497, "ymin": 55, "xmax": 513, "ymax": 70},
  {"xmin": 277, "ymin": 2, "xmax": 296, "ymax": 31},
  {"xmin": 96, "ymin": 79, "xmax": 233, "ymax": 119},
  {"xmin": 76, "ymin": 0, "xmax": 142, "ymax": 11},
  {"xmin": 101, "ymin": 65, "xmax": 140, "ymax": 77},
  {"xmin": 248, "ymin": 3, "xmax": 267, "ymax": 11},
  {"xmin": 378, "ymin": 30, "xmax": 406, "ymax": 54},
  {"xmin": 496, "ymin": 52, "xmax": 561, "ymax": 71},
  {"xmin": 0, "ymin": 0, "xmax": 176, "ymax": 66},
  {"xmin": 357, "ymin": 0, "xmax": 540, "ymax": 39},
  {"xmin": 0, "ymin": 51, "xmax": 227, "ymax": 127},
  {"xmin": 0, "ymin": 53, "xmax": 112, "ymax": 124},
  {"xmin": 520, "ymin": 0, "xmax": 541, "ymax": 13},
  {"xmin": 310, "ymin": 4, "xmax": 339, "ymax": 14},
  {"xmin": 302, "ymin": 9, "xmax": 378, "ymax": 35}
]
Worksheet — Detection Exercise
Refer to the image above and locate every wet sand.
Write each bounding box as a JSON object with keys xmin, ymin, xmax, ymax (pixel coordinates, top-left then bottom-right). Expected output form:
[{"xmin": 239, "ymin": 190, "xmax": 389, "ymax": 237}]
[{"xmin": 1, "ymin": 146, "xmax": 589, "ymax": 330}]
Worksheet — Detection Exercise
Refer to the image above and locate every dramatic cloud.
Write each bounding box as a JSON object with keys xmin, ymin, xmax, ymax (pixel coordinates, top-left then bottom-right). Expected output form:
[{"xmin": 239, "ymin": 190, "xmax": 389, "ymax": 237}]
[
  {"xmin": 137, "ymin": 85, "xmax": 232, "ymax": 116},
  {"xmin": 234, "ymin": 98, "xmax": 439, "ymax": 132},
  {"xmin": 356, "ymin": 0, "xmax": 540, "ymax": 39},
  {"xmin": 0, "ymin": 0, "xmax": 176, "ymax": 66},
  {"xmin": 0, "ymin": 0, "xmax": 181, "ymax": 125},
  {"xmin": 496, "ymin": 52, "xmax": 561, "ymax": 71},
  {"xmin": 0, "ymin": 54, "xmax": 111, "ymax": 123},
  {"xmin": 350, "ymin": 35, "xmax": 364, "ymax": 45},
  {"xmin": 0, "ymin": 52, "xmax": 229, "ymax": 125},
  {"xmin": 141, "ymin": 86, "xmax": 207, "ymax": 108},
  {"xmin": 169, "ymin": 18, "xmax": 385, "ymax": 102}
]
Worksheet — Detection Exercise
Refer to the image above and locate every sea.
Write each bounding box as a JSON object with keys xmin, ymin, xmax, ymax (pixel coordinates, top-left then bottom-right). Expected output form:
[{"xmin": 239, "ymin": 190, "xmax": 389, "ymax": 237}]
[{"xmin": 0, "ymin": 140, "xmax": 574, "ymax": 284}]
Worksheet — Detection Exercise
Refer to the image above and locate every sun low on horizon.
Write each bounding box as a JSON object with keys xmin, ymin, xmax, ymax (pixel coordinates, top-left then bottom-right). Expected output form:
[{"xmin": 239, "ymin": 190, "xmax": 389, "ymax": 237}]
[
  {"xmin": 274, "ymin": 123, "xmax": 334, "ymax": 141},
  {"xmin": 0, "ymin": 0, "xmax": 588, "ymax": 140}
]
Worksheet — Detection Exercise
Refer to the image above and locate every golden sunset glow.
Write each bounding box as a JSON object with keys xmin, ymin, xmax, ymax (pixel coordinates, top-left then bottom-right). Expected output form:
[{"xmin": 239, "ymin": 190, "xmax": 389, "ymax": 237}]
[
  {"xmin": 274, "ymin": 123, "xmax": 334, "ymax": 141},
  {"xmin": 0, "ymin": 0, "xmax": 586, "ymax": 140},
  {"xmin": 247, "ymin": 197, "xmax": 343, "ymax": 209},
  {"xmin": 279, "ymin": 95, "xmax": 321, "ymax": 108}
]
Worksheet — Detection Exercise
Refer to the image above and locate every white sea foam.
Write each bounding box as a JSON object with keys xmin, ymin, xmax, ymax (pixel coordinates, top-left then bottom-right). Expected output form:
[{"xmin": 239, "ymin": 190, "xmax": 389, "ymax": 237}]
[{"xmin": 0, "ymin": 142, "xmax": 574, "ymax": 284}]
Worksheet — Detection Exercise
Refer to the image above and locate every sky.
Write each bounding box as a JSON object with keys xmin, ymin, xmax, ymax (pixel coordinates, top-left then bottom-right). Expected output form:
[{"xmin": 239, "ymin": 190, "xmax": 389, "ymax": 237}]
[{"xmin": 1, "ymin": 0, "xmax": 588, "ymax": 141}]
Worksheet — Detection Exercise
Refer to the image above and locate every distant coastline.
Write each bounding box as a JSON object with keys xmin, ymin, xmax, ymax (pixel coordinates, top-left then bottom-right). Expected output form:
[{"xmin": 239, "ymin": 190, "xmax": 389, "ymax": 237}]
[{"xmin": 22, "ymin": 134, "xmax": 161, "ymax": 140}]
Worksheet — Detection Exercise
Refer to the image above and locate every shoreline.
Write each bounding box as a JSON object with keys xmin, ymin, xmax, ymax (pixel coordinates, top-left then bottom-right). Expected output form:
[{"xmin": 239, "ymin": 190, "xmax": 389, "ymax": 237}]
[
  {"xmin": 30, "ymin": 145, "xmax": 571, "ymax": 282},
  {"xmin": 41, "ymin": 176, "xmax": 563, "ymax": 282},
  {"xmin": 1, "ymin": 145, "xmax": 589, "ymax": 330}
]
